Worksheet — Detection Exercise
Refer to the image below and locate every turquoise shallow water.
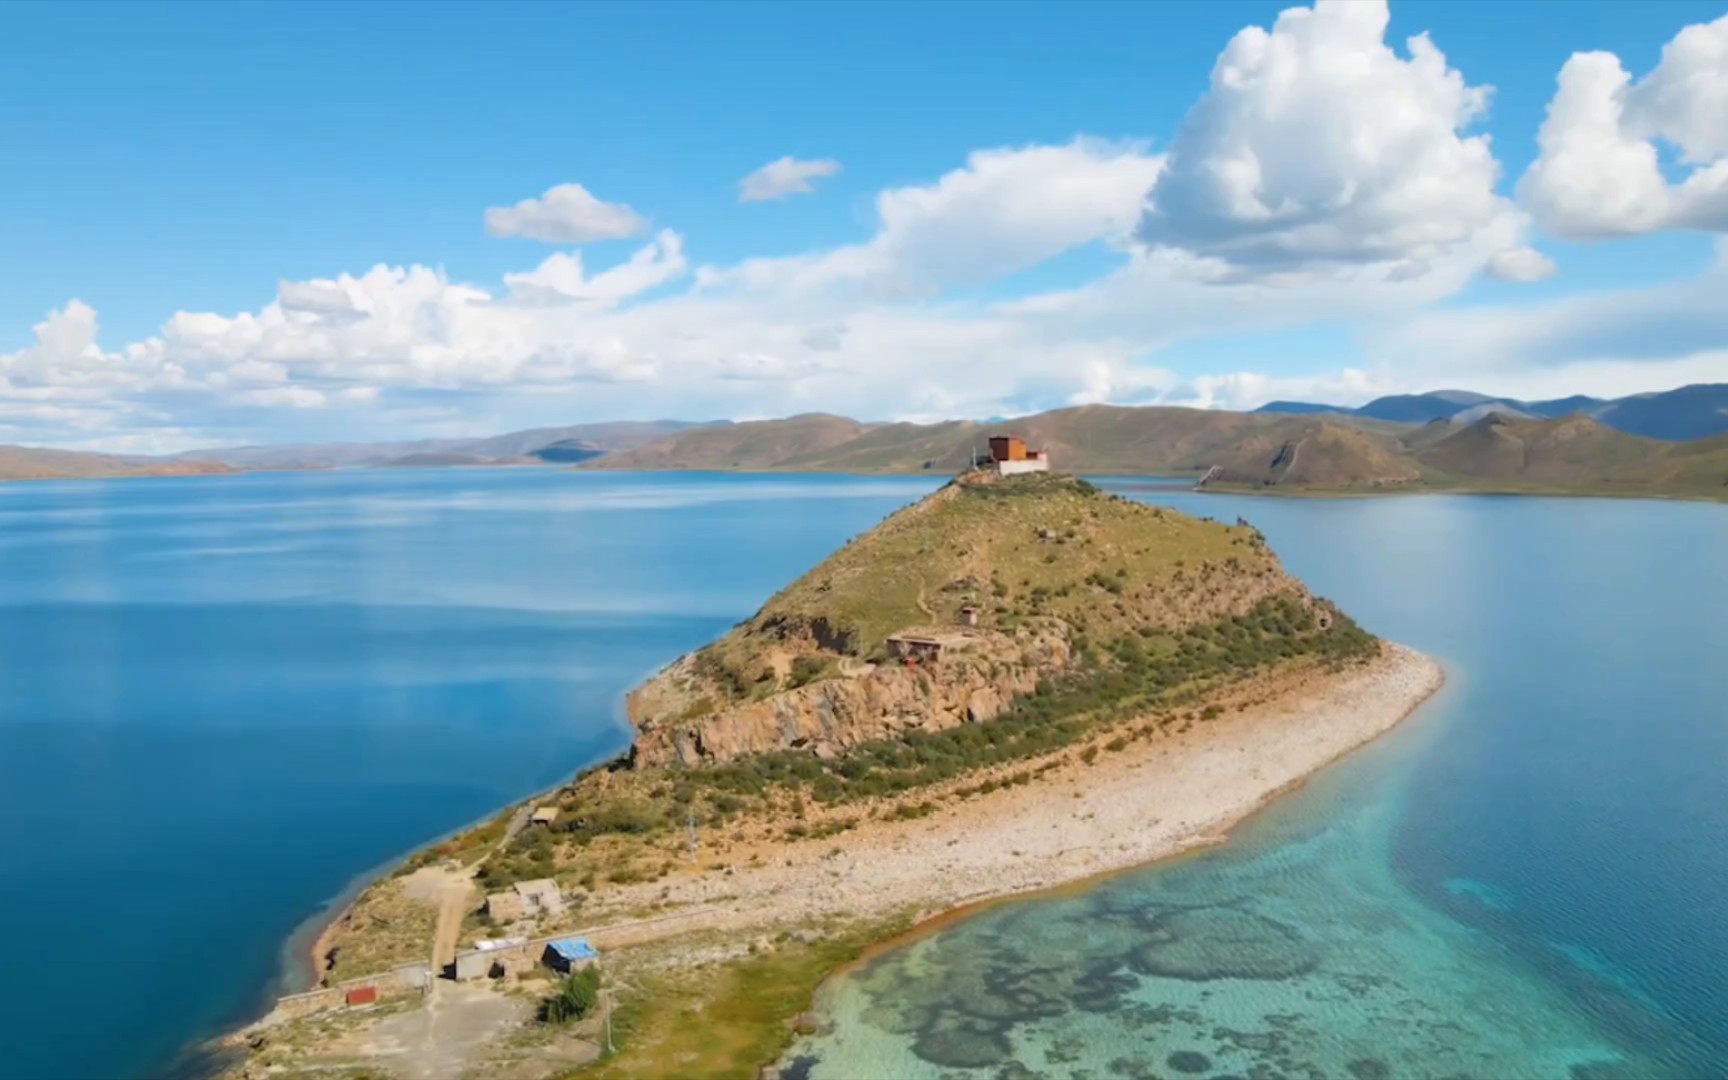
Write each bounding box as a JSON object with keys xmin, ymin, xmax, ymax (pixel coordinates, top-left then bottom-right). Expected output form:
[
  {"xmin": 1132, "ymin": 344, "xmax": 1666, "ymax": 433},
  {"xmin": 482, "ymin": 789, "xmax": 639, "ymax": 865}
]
[{"xmin": 787, "ymin": 486, "xmax": 1728, "ymax": 1080}]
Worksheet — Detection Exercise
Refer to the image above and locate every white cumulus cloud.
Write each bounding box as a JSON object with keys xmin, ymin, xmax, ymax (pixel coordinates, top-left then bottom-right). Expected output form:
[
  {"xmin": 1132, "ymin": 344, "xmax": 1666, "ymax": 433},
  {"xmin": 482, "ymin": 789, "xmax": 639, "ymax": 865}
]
[
  {"xmin": 504, "ymin": 230, "xmax": 688, "ymax": 306},
  {"xmin": 5, "ymin": 2, "xmax": 1724, "ymax": 453},
  {"xmin": 484, "ymin": 183, "xmax": 648, "ymax": 244},
  {"xmin": 1369, "ymin": 253, "xmax": 1728, "ymax": 396},
  {"xmin": 738, "ymin": 156, "xmax": 841, "ymax": 202},
  {"xmin": 1140, "ymin": 0, "xmax": 1520, "ymax": 278},
  {"xmin": 1485, "ymin": 247, "xmax": 1558, "ymax": 282},
  {"xmin": 1519, "ymin": 13, "xmax": 1728, "ymax": 238},
  {"xmin": 711, "ymin": 139, "xmax": 1165, "ymax": 297},
  {"xmin": 236, "ymin": 386, "xmax": 328, "ymax": 409}
]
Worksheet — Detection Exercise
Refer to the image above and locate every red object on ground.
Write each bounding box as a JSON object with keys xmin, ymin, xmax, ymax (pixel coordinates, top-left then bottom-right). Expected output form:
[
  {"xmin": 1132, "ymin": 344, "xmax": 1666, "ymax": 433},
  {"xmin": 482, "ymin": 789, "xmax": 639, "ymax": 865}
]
[{"xmin": 346, "ymin": 986, "xmax": 378, "ymax": 1006}]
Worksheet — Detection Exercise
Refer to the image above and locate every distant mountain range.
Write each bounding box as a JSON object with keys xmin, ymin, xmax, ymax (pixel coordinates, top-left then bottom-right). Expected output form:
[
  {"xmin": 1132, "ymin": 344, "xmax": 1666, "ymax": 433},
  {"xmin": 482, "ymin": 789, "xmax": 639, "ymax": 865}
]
[
  {"xmin": 0, "ymin": 419, "xmax": 710, "ymax": 482},
  {"xmin": 0, "ymin": 446, "xmax": 231, "ymax": 482},
  {"xmin": 167, "ymin": 419, "xmax": 710, "ymax": 469},
  {"xmin": 3, "ymin": 386, "xmax": 1724, "ymax": 499},
  {"xmin": 1256, "ymin": 383, "xmax": 1728, "ymax": 441},
  {"xmin": 585, "ymin": 398, "xmax": 1728, "ymax": 500}
]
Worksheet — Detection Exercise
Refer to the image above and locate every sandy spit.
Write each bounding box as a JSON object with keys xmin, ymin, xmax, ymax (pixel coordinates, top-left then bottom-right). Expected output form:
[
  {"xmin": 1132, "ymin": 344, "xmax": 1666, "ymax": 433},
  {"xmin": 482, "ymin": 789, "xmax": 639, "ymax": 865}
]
[{"xmin": 603, "ymin": 642, "xmax": 1445, "ymax": 936}]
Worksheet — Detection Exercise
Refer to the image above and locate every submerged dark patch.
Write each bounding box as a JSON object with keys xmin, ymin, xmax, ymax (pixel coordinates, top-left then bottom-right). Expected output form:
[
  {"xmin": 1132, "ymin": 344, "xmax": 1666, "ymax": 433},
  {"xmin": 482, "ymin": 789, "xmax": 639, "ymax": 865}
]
[
  {"xmin": 910, "ymin": 1014, "xmax": 1014, "ymax": 1069},
  {"xmin": 1167, "ymin": 1048, "xmax": 1213, "ymax": 1073},
  {"xmin": 1129, "ymin": 907, "xmax": 1319, "ymax": 981},
  {"xmin": 1072, "ymin": 963, "xmax": 1138, "ymax": 1013},
  {"xmin": 777, "ymin": 1054, "xmax": 819, "ymax": 1080},
  {"xmin": 1346, "ymin": 1057, "xmax": 1391, "ymax": 1080}
]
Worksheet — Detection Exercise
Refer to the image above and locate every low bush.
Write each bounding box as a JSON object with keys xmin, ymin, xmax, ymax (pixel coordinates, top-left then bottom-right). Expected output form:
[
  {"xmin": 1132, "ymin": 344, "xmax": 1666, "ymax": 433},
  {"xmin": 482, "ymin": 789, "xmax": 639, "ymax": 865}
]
[
  {"xmin": 786, "ymin": 655, "xmax": 828, "ymax": 689},
  {"xmin": 543, "ymin": 967, "xmax": 601, "ymax": 1024}
]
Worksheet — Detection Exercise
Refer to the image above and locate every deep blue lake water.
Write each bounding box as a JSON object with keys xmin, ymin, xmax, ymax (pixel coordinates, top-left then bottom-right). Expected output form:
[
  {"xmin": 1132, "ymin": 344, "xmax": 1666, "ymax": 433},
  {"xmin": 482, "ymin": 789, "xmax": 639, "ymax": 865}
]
[
  {"xmin": 0, "ymin": 468, "xmax": 939, "ymax": 1080},
  {"xmin": 0, "ymin": 469, "xmax": 1724, "ymax": 1079}
]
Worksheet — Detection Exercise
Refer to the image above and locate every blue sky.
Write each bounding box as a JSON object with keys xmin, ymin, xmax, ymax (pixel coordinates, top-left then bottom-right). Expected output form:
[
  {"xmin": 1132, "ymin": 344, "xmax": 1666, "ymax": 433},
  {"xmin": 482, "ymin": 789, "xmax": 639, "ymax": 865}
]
[{"xmin": 1, "ymin": 0, "xmax": 1725, "ymax": 450}]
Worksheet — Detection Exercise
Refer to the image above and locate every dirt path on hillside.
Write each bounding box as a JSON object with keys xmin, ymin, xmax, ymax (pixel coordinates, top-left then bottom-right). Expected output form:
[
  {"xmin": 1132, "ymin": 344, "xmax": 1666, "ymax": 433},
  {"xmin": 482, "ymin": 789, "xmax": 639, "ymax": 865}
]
[{"xmin": 430, "ymin": 875, "xmax": 473, "ymax": 982}]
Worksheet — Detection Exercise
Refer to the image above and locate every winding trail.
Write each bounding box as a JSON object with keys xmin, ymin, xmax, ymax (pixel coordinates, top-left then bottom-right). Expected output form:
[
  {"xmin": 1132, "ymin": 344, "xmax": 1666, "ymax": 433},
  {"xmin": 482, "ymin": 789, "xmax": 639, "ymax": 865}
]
[
  {"xmin": 430, "ymin": 878, "xmax": 473, "ymax": 988},
  {"xmin": 429, "ymin": 804, "xmax": 527, "ymax": 991}
]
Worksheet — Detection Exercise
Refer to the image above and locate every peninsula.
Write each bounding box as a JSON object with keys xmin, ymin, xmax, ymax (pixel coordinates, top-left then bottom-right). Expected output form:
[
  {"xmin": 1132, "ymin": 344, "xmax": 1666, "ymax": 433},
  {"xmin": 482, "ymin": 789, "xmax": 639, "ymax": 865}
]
[{"xmin": 221, "ymin": 465, "xmax": 1441, "ymax": 1080}]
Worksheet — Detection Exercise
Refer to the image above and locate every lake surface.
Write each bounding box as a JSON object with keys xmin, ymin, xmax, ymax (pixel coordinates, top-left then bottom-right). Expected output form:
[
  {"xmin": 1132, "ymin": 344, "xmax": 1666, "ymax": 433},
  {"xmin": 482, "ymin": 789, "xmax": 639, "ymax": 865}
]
[
  {"xmin": 789, "ymin": 486, "xmax": 1728, "ymax": 1079},
  {"xmin": 1, "ymin": 471, "xmax": 1723, "ymax": 1079},
  {"xmin": 0, "ymin": 468, "xmax": 939, "ymax": 1080}
]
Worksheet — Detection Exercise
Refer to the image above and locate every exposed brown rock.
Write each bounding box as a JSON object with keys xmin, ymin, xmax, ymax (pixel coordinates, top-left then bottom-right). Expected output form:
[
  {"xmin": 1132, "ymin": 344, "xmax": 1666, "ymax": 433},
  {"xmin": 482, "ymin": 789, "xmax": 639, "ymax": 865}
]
[{"xmin": 629, "ymin": 628, "xmax": 1069, "ymax": 767}]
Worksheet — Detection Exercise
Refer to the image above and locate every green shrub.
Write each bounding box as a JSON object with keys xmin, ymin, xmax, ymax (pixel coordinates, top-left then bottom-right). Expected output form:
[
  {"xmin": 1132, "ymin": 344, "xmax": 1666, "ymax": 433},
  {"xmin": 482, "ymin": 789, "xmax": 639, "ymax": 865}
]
[
  {"xmin": 554, "ymin": 799, "xmax": 666, "ymax": 845},
  {"xmin": 543, "ymin": 967, "xmax": 601, "ymax": 1024},
  {"xmin": 787, "ymin": 655, "xmax": 828, "ymax": 689}
]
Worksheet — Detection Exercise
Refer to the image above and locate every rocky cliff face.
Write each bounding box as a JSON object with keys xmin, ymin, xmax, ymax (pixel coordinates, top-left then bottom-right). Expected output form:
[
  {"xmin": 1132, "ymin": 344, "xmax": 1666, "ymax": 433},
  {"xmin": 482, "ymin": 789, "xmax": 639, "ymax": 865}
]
[{"xmin": 629, "ymin": 628, "xmax": 1070, "ymax": 767}]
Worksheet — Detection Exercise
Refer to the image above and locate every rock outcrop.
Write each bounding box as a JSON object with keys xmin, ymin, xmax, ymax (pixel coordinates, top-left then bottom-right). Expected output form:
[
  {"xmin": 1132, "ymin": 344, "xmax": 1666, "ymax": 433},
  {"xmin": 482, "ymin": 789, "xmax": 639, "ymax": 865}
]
[{"xmin": 629, "ymin": 627, "xmax": 1070, "ymax": 767}]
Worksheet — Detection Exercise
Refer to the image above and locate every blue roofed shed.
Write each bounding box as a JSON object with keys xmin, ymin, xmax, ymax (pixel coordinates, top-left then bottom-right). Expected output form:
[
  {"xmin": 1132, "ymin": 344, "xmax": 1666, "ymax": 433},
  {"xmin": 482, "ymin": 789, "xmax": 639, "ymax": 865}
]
[{"xmin": 543, "ymin": 937, "xmax": 599, "ymax": 972}]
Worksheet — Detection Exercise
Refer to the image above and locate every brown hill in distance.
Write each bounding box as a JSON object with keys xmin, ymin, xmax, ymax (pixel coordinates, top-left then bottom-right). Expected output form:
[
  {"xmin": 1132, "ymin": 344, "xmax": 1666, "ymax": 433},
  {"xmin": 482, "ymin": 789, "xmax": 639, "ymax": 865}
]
[
  {"xmin": 591, "ymin": 413, "xmax": 869, "ymax": 470},
  {"xmin": 585, "ymin": 404, "xmax": 1728, "ymax": 500},
  {"xmin": 0, "ymin": 445, "xmax": 230, "ymax": 482},
  {"xmin": 1212, "ymin": 421, "xmax": 1423, "ymax": 490},
  {"xmin": 1413, "ymin": 413, "xmax": 1666, "ymax": 486},
  {"xmin": 5, "ymin": 401, "xmax": 1723, "ymax": 499},
  {"xmin": 593, "ymin": 405, "xmax": 1411, "ymax": 476},
  {"xmin": 173, "ymin": 418, "xmax": 700, "ymax": 469}
]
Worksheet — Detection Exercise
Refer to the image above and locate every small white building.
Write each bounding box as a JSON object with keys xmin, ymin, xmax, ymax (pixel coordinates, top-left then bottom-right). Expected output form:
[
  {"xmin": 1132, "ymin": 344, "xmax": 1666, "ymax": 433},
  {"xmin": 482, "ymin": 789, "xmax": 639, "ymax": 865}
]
[
  {"xmin": 454, "ymin": 937, "xmax": 528, "ymax": 981},
  {"xmin": 486, "ymin": 878, "xmax": 567, "ymax": 924},
  {"xmin": 485, "ymin": 890, "xmax": 529, "ymax": 922},
  {"xmin": 514, "ymin": 878, "xmax": 566, "ymax": 917}
]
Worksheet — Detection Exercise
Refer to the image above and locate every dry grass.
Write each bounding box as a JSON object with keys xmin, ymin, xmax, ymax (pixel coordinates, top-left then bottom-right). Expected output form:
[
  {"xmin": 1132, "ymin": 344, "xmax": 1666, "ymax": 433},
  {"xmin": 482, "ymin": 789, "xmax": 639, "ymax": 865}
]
[
  {"xmin": 690, "ymin": 473, "xmax": 1276, "ymax": 697},
  {"xmin": 571, "ymin": 918, "xmax": 908, "ymax": 1080},
  {"xmin": 320, "ymin": 879, "xmax": 438, "ymax": 983}
]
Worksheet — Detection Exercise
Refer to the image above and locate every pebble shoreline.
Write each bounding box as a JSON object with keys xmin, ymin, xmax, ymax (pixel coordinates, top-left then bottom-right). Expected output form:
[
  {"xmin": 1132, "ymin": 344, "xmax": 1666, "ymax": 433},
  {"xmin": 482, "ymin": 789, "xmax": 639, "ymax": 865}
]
[{"xmin": 599, "ymin": 643, "xmax": 1445, "ymax": 937}]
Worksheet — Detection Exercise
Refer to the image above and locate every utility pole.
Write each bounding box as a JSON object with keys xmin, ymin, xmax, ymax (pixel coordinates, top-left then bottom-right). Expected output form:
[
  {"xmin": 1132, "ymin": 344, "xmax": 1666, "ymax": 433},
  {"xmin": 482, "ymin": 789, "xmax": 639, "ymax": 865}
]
[
  {"xmin": 603, "ymin": 987, "xmax": 616, "ymax": 1055},
  {"xmin": 687, "ymin": 807, "xmax": 696, "ymax": 861}
]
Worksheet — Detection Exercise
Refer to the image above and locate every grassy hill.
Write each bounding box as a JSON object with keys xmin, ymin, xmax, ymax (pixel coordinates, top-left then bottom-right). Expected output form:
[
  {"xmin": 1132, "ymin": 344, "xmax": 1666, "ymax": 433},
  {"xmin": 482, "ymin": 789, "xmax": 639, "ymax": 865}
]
[
  {"xmin": 707, "ymin": 470, "xmax": 1285, "ymax": 663},
  {"xmin": 1212, "ymin": 421, "xmax": 1422, "ymax": 490},
  {"xmin": 1412, "ymin": 414, "xmax": 1667, "ymax": 488},
  {"xmin": 625, "ymin": 470, "xmax": 1372, "ymax": 770},
  {"xmin": 1217, "ymin": 413, "xmax": 1728, "ymax": 498}
]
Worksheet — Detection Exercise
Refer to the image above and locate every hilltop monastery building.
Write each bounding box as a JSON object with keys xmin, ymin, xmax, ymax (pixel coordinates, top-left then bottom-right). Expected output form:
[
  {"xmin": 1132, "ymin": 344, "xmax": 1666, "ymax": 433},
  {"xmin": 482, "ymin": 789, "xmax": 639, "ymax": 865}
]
[{"xmin": 987, "ymin": 434, "xmax": 1050, "ymax": 476}]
